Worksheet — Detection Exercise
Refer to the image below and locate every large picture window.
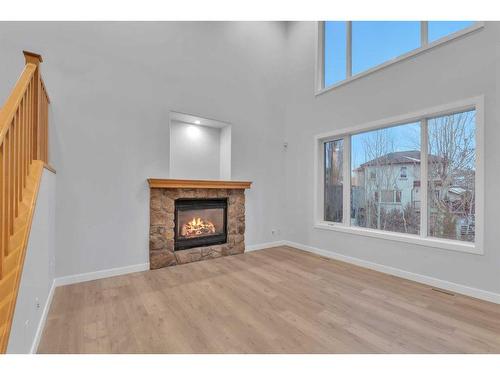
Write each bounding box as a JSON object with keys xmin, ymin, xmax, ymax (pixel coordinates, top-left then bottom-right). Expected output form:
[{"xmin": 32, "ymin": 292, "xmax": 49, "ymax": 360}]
[
  {"xmin": 351, "ymin": 122, "xmax": 421, "ymax": 235},
  {"xmin": 321, "ymin": 21, "xmax": 479, "ymax": 89},
  {"xmin": 427, "ymin": 110, "xmax": 476, "ymax": 242},
  {"xmin": 316, "ymin": 99, "xmax": 483, "ymax": 254}
]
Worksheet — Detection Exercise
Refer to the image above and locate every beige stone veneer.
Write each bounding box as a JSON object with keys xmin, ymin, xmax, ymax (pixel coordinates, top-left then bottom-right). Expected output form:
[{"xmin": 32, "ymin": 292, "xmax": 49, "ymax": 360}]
[{"xmin": 149, "ymin": 188, "xmax": 246, "ymax": 269}]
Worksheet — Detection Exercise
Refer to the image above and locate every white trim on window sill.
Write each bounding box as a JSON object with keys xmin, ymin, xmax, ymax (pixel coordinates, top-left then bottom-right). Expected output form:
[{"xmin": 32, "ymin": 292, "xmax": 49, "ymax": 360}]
[
  {"xmin": 315, "ymin": 22, "xmax": 485, "ymax": 97},
  {"xmin": 314, "ymin": 221, "xmax": 483, "ymax": 255}
]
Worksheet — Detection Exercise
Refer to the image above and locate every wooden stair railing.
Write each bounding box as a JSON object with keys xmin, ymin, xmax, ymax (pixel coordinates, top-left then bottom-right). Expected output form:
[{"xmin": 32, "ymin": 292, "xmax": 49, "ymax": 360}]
[{"xmin": 0, "ymin": 51, "xmax": 51, "ymax": 353}]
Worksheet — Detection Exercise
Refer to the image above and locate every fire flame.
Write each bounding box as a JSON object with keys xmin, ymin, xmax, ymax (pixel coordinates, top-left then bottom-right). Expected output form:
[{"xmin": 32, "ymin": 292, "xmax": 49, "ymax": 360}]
[{"xmin": 181, "ymin": 217, "xmax": 216, "ymax": 237}]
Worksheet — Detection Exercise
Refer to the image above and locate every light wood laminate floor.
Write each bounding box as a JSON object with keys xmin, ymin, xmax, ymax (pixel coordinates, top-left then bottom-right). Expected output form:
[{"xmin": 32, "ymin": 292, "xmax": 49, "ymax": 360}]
[{"xmin": 37, "ymin": 246, "xmax": 500, "ymax": 353}]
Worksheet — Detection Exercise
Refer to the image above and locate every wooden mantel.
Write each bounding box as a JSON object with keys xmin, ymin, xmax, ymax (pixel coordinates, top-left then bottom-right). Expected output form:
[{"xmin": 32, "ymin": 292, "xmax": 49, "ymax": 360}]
[{"xmin": 147, "ymin": 178, "xmax": 252, "ymax": 189}]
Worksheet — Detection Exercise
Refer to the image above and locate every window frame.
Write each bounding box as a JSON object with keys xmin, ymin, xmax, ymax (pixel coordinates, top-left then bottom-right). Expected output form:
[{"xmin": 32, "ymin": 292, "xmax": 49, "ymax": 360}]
[
  {"xmin": 316, "ymin": 21, "xmax": 484, "ymax": 96},
  {"xmin": 400, "ymin": 167, "xmax": 407, "ymax": 179},
  {"xmin": 313, "ymin": 96, "xmax": 484, "ymax": 255},
  {"xmin": 395, "ymin": 190, "xmax": 402, "ymax": 204},
  {"xmin": 381, "ymin": 190, "xmax": 397, "ymax": 204}
]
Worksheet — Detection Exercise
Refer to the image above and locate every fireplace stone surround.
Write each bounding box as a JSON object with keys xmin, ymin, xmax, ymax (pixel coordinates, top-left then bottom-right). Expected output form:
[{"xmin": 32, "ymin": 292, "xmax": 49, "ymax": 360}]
[{"xmin": 148, "ymin": 179, "xmax": 252, "ymax": 269}]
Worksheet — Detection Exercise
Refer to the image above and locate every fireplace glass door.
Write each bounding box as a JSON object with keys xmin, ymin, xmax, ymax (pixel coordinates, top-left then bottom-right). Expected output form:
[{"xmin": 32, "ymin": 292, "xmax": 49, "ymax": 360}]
[{"xmin": 174, "ymin": 198, "xmax": 227, "ymax": 250}]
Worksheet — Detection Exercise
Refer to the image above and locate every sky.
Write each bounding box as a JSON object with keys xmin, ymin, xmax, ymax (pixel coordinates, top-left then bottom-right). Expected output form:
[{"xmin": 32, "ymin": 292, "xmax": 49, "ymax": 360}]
[
  {"xmin": 324, "ymin": 21, "xmax": 475, "ymax": 87},
  {"xmin": 350, "ymin": 122, "xmax": 421, "ymax": 170}
]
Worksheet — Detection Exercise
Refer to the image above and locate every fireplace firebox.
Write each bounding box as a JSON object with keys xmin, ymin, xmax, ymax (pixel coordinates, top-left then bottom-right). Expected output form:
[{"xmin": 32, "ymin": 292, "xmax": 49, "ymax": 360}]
[{"xmin": 174, "ymin": 198, "xmax": 228, "ymax": 250}]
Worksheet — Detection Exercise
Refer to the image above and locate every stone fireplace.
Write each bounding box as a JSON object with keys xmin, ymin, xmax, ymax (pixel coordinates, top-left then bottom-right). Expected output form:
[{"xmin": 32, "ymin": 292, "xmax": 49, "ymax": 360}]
[{"xmin": 148, "ymin": 179, "xmax": 252, "ymax": 269}]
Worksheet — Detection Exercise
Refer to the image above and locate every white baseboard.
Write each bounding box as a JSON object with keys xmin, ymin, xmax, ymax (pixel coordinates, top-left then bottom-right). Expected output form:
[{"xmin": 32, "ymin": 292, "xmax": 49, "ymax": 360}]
[
  {"xmin": 53, "ymin": 242, "xmax": 287, "ymax": 287},
  {"xmin": 284, "ymin": 240, "xmax": 500, "ymax": 305},
  {"xmin": 54, "ymin": 263, "xmax": 150, "ymax": 287},
  {"xmin": 246, "ymin": 240, "xmax": 285, "ymax": 252},
  {"xmin": 52, "ymin": 242, "xmax": 283, "ymax": 288},
  {"xmin": 30, "ymin": 279, "xmax": 56, "ymax": 354}
]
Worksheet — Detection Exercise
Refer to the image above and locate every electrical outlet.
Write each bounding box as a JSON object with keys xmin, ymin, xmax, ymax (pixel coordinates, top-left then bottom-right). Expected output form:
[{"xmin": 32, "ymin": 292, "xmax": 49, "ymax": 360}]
[{"xmin": 35, "ymin": 297, "xmax": 40, "ymax": 310}]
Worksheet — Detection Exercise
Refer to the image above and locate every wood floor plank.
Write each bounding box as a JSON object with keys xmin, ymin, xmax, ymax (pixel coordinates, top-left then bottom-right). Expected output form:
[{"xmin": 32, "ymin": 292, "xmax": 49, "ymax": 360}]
[{"xmin": 37, "ymin": 246, "xmax": 500, "ymax": 353}]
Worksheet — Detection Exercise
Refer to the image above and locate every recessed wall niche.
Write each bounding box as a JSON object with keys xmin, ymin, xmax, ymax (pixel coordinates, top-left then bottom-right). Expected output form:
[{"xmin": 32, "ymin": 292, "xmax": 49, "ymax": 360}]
[{"xmin": 169, "ymin": 111, "xmax": 231, "ymax": 180}]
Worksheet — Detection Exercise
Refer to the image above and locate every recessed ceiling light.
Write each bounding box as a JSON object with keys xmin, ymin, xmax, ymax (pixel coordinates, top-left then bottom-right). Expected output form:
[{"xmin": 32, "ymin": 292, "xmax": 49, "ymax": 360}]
[{"xmin": 194, "ymin": 120, "xmax": 201, "ymax": 125}]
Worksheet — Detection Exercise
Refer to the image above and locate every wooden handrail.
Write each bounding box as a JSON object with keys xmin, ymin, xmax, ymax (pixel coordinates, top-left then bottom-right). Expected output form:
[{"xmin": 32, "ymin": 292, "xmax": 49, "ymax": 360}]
[
  {"xmin": 0, "ymin": 51, "xmax": 50, "ymax": 353},
  {"xmin": 0, "ymin": 65, "xmax": 36, "ymax": 144}
]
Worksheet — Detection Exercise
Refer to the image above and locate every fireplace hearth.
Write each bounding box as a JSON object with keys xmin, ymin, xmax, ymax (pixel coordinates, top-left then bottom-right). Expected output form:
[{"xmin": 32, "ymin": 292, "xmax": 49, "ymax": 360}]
[{"xmin": 174, "ymin": 198, "xmax": 228, "ymax": 250}]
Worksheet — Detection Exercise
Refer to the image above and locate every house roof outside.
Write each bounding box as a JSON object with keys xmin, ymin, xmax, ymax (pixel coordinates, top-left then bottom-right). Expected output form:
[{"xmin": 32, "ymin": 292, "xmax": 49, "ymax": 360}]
[{"xmin": 359, "ymin": 150, "xmax": 443, "ymax": 168}]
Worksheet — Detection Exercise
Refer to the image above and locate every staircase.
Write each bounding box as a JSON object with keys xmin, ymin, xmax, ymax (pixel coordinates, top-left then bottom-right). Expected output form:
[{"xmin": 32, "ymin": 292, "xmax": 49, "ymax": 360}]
[{"xmin": 0, "ymin": 51, "xmax": 51, "ymax": 353}]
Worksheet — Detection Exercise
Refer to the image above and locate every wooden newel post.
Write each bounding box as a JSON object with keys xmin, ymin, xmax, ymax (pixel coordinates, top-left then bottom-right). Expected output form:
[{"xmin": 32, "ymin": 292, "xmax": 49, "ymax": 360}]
[{"xmin": 23, "ymin": 51, "xmax": 43, "ymax": 161}]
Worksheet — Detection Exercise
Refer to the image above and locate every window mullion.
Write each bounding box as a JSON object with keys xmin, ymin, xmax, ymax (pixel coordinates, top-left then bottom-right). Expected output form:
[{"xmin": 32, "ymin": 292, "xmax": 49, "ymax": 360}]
[
  {"xmin": 346, "ymin": 21, "xmax": 352, "ymax": 78},
  {"xmin": 343, "ymin": 135, "xmax": 351, "ymax": 226},
  {"xmin": 318, "ymin": 21, "xmax": 325, "ymax": 90},
  {"xmin": 421, "ymin": 21, "xmax": 428, "ymax": 47},
  {"xmin": 420, "ymin": 119, "xmax": 429, "ymax": 238}
]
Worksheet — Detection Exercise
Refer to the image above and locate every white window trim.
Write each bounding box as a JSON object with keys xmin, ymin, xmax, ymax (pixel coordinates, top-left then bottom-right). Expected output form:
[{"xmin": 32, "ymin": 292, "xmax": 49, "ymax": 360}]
[
  {"xmin": 313, "ymin": 96, "xmax": 485, "ymax": 255},
  {"xmin": 315, "ymin": 21, "xmax": 485, "ymax": 96}
]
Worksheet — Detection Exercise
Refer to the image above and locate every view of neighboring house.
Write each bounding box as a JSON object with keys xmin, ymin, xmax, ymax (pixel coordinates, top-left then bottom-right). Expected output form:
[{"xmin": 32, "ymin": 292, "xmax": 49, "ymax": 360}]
[
  {"xmin": 325, "ymin": 147, "xmax": 475, "ymax": 239},
  {"xmin": 352, "ymin": 150, "xmax": 422, "ymax": 212},
  {"xmin": 348, "ymin": 150, "xmax": 475, "ymax": 239},
  {"xmin": 350, "ymin": 150, "xmax": 422, "ymax": 234}
]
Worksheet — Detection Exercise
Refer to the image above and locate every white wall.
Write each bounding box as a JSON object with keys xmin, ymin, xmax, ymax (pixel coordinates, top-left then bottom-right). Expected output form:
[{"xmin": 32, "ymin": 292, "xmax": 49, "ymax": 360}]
[
  {"xmin": 0, "ymin": 22, "xmax": 288, "ymax": 278},
  {"xmin": 219, "ymin": 125, "xmax": 232, "ymax": 180},
  {"xmin": 284, "ymin": 22, "xmax": 500, "ymax": 295},
  {"xmin": 170, "ymin": 121, "xmax": 222, "ymax": 179},
  {"xmin": 7, "ymin": 168, "xmax": 56, "ymax": 354}
]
